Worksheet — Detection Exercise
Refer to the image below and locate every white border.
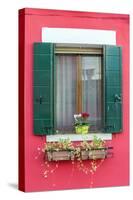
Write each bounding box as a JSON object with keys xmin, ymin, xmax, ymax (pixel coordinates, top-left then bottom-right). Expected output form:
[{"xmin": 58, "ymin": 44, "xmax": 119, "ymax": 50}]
[
  {"xmin": 42, "ymin": 27, "xmax": 116, "ymax": 45},
  {"xmin": 46, "ymin": 133, "xmax": 112, "ymax": 142}
]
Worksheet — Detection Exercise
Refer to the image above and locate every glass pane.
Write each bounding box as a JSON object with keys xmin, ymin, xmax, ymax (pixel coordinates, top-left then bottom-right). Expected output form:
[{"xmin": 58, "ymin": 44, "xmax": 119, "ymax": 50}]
[
  {"xmin": 56, "ymin": 55, "xmax": 77, "ymax": 133},
  {"xmin": 81, "ymin": 56, "xmax": 102, "ymax": 132}
]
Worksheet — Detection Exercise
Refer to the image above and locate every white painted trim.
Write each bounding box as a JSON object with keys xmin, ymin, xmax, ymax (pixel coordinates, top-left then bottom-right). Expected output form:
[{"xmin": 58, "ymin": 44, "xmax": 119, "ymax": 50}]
[
  {"xmin": 46, "ymin": 133, "xmax": 112, "ymax": 142},
  {"xmin": 42, "ymin": 28, "xmax": 116, "ymax": 45}
]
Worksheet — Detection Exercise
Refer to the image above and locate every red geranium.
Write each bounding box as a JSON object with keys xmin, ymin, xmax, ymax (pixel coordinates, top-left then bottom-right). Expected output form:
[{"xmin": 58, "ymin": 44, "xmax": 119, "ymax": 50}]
[{"xmin": 81, "ymin": 112, "xmax": 90, "ymax": 118}]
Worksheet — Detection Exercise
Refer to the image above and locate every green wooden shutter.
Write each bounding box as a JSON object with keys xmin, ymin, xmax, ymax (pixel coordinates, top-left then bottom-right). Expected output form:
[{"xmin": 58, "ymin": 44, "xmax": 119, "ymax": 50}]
[
  {"xmin": 103, "ymin": 45, "xmax": 122, "ymax": 133},
  {"xmin": 33, "ymin": 43, "xmax": 55, "ymax": 135}
]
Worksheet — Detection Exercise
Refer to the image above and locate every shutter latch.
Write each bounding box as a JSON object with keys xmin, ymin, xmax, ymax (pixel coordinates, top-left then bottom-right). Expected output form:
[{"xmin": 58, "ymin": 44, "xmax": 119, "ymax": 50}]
[
  {"xmin": 114, "ymin": 94, "xmax": 121, "ymax": 103},
  {"xmin": 36, "ymin": 95, "xmax": 43, "ymax": 104}
]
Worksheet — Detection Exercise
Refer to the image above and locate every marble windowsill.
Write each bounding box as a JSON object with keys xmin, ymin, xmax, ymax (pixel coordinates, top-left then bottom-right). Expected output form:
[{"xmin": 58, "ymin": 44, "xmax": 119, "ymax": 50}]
[{"xmin": 46, "ymin": 133, "xmax": 112, "ymax": 142}]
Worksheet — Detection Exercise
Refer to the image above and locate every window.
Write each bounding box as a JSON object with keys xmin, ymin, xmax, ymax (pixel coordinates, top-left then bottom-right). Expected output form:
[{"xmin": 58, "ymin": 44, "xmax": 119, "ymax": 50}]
[
  {"xmin": 33, "ymin": 43, "xmax": 122, "ymax": 135},
  {"xmin": 55, "ymin": 48, "xmax": 102, "ymax": 133}
]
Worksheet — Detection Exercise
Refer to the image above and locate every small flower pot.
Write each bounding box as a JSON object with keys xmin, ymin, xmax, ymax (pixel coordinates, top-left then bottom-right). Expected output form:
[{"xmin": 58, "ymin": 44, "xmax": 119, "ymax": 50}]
[
  {"xmin": 75, "ymin": 125, "xmax": 89, "ymax": 134},
  {"xmin": 46, "ymin": 150, "xmax": 75, "ymax": 161},
  {"xmin": 88, "ymin": 150, "xmax": 106, "ymax": 160}
]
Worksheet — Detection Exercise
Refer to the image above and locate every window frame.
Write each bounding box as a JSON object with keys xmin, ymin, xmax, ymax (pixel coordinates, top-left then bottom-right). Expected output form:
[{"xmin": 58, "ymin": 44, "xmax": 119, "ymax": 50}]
[
  {"xmin": 55, "ymin": 46, "xmax": 103, "ymax": 134},
  {"xmin": 33, "ymin": 43, "xmax": 122, "ymax": 136}
]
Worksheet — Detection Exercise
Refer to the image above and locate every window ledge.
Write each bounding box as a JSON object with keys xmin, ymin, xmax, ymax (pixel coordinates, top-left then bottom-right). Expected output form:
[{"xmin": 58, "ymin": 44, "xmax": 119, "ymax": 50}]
[{"xmin": 46, "ymin": 133, "xmax": 112, "ymax": 142}]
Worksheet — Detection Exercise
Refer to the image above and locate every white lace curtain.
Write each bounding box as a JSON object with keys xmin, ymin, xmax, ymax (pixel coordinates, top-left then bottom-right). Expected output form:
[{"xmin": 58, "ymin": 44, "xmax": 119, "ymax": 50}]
[
  {"xmin": 56, "ymin": 55, "xmax": 77, "ymax": 132},
  {"xmin": 56, "ymin": 55, "xmax": 102, "ymax": 132}
]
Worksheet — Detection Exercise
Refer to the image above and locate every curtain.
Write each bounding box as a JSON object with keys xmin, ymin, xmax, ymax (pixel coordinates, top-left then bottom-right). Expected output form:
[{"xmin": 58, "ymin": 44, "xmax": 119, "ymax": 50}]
[
  {"xmin": 56, "ymin": 55, "xmax": 77, "ymax": 132},
  {"xmin": 56, "ymin": 55, "xmax": 102, "ymax": 133}
]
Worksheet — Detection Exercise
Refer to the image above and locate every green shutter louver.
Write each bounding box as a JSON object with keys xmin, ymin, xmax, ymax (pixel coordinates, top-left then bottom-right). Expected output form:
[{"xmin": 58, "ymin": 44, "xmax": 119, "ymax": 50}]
[
  {"xmin": 103, "ymin": 45, "xmax": 122, "ymax": 133},
  {"xmin": 33, "ymin": 43, "xmax": 55, "ymax": 135}
]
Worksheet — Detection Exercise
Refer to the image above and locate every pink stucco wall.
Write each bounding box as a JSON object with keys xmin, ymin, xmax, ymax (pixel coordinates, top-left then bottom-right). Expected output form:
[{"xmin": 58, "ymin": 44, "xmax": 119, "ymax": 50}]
[{"xmin": 19, "ymin": 8, "xmax": 129, "ymax": 192}]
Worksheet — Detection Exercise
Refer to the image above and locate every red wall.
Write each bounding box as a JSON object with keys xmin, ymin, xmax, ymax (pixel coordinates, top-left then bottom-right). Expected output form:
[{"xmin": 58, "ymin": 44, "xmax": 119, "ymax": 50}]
[{"xmin": 19, "ymin": 8, "xmax": 129, "ymax": 192}]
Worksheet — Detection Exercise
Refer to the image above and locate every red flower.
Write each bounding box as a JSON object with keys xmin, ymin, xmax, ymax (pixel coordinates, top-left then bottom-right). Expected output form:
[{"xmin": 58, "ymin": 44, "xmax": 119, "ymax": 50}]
[{"xmin": 81, "ymin": 112, "xmax": 90, "ymax": 118}]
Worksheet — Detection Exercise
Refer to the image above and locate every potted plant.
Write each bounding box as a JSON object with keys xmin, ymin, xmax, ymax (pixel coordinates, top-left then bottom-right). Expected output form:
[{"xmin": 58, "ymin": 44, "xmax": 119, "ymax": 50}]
[
  {"xmin": 88, "ymin": 136, "xmax": 107, "ymax": 159},
  {"xmin": 80, "ymin": 140, "xmax": 91, "ymax": 160},
  {"xmin": 43, "ymin": 139, "xmax": 75, "ymax": 161},
  {"xmin": 43, "ymin": 136, "xmax": 112, "ymax": 161},
  {"xmin": 74, "ymin": 112, "xmax": 90, "ymax": 134},
  {"xmin": 80, "ymin": 136, "xmax": 107, "ymax": 160}
]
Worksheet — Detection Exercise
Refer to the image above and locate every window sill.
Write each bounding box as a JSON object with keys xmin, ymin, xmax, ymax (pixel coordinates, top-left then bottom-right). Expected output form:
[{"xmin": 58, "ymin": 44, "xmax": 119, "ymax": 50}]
[{"xmin": 46, "ymin": 133, "xmax": 112, "ymax": 142}]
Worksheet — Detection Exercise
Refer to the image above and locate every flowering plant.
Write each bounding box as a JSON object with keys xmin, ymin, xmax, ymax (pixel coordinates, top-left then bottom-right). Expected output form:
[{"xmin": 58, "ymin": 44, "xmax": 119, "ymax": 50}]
[
  {"xmin": 89, "ymin": 135, "xmax": 106, "ymax": 149},
  {"xmin": 81, "ymin": 135, "xmax": 106, "ymax": 150},
  {"xmin": 43, "ymin": 139, "xmax": 75, "ymax": 152},
  {"xmin": 42, "ymin": 136, "xmax": 112, "ymax": 162},
  {"xmin": 74, "ymin": 112, "xmax": 90, "ymax": 126}
]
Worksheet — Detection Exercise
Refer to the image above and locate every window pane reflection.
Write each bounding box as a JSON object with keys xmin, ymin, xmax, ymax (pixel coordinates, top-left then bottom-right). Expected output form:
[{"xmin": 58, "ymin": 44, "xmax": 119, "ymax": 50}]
[{"xmin": 82, "ymin": 56, "xmax": 102, "ymax": 131}]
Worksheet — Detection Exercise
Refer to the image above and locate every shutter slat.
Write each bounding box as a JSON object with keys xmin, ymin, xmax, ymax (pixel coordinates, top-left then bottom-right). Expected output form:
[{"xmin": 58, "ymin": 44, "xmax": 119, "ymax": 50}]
[
  {"xmin": 34, "ymin": 71, "xmax": 51, "ymax": 86},
  {"xmin": 103, "ymin": 45, "xmax": 122, "ymax": 133},
  {"xmin": 33, "ymin": 43, "xmax": 54, "ymax": 135},
  {"xmin": 34, "ymin": 54, "xmax": 53, "ymax": 70}
]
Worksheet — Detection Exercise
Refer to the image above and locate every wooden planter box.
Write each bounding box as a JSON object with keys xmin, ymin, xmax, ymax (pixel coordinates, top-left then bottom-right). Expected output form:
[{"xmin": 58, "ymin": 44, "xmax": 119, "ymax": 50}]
[
  {"xmin": 46, "ymin": 150, "xmax": 75, "ymax": 161},
  {"xmin": 81, "ymin": 150, "xmax": 89, "ymax": 160},
  {"xmin": 88, "ymin": 149, "xmax": 107, "ymax": 159},
  {"xmin": 81, "ymin": 149, "xmax": 107, "ymax": 160},
  {"xmin": 45, "ymin": 149, "xmax": 107, "ymax": 161}
]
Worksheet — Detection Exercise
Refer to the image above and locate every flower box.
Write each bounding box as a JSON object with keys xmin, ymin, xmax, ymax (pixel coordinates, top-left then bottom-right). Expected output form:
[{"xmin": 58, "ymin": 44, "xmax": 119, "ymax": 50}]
[
  {"xmin": 45, "ymin": 149, "xmax": 108, "ymax": 161},
  {"xmin": 81, "ymin": 149, "xmax": 107, "ymax": 160},
  {"xmin": 88, "ymin": 149, "xmax": 107, "ymax": 159},
  {"xmin": 46, "ymin": 150, "xmax": 75, "ymax": 161},
  {"xmin": 81, "ymin": 150, "xmax": 89, "ymax": 160},
  {"xmin": 44, "ymin": 137, "xmax": 113, "ymax": 161}
]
